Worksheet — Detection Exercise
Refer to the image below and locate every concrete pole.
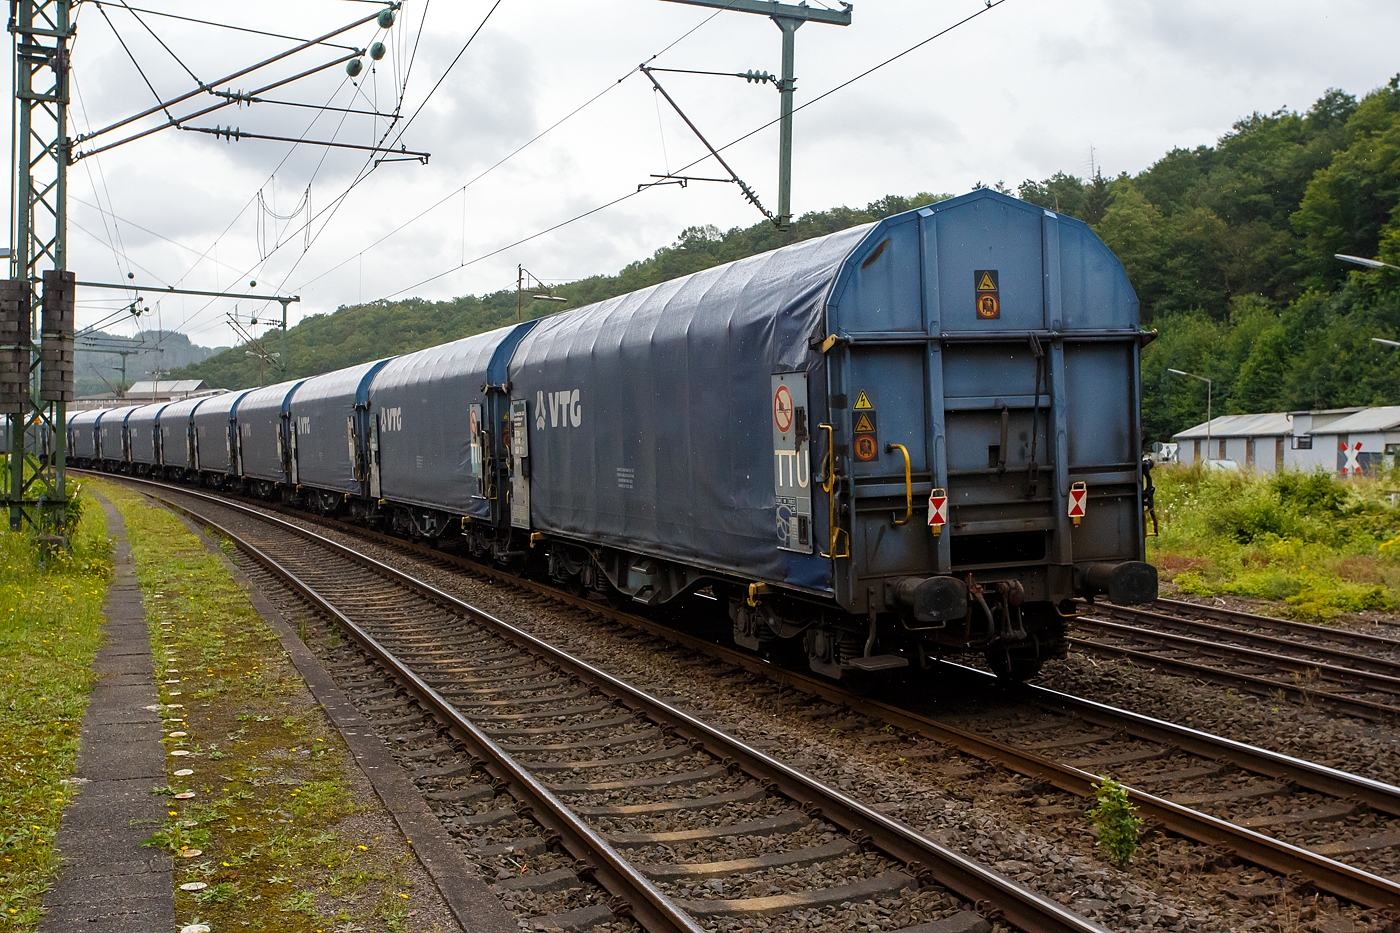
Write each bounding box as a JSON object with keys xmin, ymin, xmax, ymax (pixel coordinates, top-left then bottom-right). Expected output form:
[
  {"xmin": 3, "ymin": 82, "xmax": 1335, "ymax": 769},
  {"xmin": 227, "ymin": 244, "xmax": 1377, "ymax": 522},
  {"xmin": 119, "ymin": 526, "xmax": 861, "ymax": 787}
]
[{"xmin": 775, "ymin": 16, "xmax": 801, "ymax": 229}]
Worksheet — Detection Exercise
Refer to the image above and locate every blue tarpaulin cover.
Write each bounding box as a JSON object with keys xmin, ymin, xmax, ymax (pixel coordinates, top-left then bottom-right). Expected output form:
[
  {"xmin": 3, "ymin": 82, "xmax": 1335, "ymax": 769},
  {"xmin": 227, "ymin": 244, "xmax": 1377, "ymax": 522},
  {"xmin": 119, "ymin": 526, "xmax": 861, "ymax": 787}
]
[
  {"xmin": 292, "ymin": 360, "xmax": 389, "ymax": 494},
  {"xmin": 236, "ymin": 379, "xmax": 305, "ymax": 482},
  {"xmin": 370, "ymin": 331, "xmax": 515, "ymax": 517},
  {"xmin": 509, "ymin": 224, "xmax": 874, "ymax": 592},
  {"xmin": 192, "ymin": 390, "xmax": 252, "ymax": 473},
  {"xmin": 69, "ymin": 409, "xmax": 103, "ymax": 459},
  {"xmin": 96, "ymin": 406, "xmax": 141, "ymax": 461},
  {"xmin": 157, "ymin": 396, "xmax": 213, "ymax": 471},
  {"xmin": 124, "ymin": 403, "xmax": 171, "ymax": 465}
]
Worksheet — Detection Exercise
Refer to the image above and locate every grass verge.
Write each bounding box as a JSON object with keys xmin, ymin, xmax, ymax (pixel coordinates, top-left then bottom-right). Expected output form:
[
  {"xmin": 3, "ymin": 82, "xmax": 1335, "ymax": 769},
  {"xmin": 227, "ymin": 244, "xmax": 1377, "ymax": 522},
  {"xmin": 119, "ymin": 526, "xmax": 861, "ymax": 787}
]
[
  {"xmin": 1148, "ymin": 464, "xmax": 1400, "ymax": 620},
  {"xmin": 0, "ymin": 488, "xmax": 109, "ymax": 930},
  {"xmin": 95, "ymin": 480, "xmax": 447, "ymax": 933}
]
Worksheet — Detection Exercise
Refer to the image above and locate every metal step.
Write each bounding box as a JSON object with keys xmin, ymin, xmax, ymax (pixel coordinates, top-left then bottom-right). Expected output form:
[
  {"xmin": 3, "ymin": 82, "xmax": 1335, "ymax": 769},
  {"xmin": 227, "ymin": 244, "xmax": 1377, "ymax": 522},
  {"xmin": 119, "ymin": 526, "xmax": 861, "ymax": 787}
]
[{"xmin": 847, "ymin": 654, "xmax": 909, "ymax": 672}]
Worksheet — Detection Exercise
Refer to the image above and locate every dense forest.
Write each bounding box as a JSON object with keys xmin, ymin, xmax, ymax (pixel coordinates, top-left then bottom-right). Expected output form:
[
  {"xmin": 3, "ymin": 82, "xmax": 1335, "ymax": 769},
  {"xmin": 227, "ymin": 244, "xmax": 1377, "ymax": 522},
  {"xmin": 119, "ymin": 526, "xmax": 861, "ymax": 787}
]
[{"xmin": 176, "ymin": 76, "xmax": 1400, "ymax": 446}]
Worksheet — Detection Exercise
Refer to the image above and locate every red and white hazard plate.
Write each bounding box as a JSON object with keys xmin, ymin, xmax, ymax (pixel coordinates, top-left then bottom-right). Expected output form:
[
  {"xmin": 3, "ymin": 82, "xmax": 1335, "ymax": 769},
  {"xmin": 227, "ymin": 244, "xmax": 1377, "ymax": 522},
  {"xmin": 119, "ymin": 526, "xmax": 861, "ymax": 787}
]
[
  {"xmin": 928, "ymin": 488, "xmax": 948, "ymax": 527},
  {"xmin": 1068, "ymin": 482, "xmax": 1087, "ymax": 519}
]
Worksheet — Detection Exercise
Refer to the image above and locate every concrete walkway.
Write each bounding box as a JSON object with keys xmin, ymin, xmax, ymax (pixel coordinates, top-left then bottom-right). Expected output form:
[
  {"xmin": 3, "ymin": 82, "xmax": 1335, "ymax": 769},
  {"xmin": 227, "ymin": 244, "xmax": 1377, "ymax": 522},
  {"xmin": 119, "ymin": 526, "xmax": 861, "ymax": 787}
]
[{"xmin": 40, "ymin": 494, "xmax": 173, "ymax": 931}]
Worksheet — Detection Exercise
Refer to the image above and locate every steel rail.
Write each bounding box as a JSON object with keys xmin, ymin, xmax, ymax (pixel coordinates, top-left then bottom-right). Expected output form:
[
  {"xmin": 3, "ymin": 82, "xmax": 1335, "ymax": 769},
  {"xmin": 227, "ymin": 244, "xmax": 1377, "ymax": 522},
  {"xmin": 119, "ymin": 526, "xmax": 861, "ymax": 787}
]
[
  {"xmin": 94, "ymin": 473, "xmax": 1400, "ymax": 910},
  {"xmin": 1153, "ymin": 598, "xmax": 1400, "ymax": 650},
  {"xmin": 159, "ymin": 500, "xmax": 706, "ymax": 933},
  {"xmin": 1074, "ymin": 616, "xmax": 1400, "ymax": 695},
  {"xmin": 1096, "ymin": 603, "xmax": 1400, "ymax": 677},
  {"xmin": 1067, "ymin": 630, "xmax": 1400, "ymax": 721},
  {"xmin": 132, "ymin": 480, "xmax": 1108, "ymax": 933}
]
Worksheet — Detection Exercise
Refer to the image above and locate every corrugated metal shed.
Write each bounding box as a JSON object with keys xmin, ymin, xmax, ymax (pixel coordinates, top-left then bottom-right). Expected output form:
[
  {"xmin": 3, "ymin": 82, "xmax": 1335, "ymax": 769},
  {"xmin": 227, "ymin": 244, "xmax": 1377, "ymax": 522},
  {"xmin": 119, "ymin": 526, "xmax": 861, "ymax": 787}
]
[
  {"xmin": 126, "ymin": 379, "xmax": 207, "ymax": 395},
  {"xmin": 1172, "ymin": 412, "xmax": 1293, "ymax": 439},
  {"xmin": 1309, "ymin": 406, "xmax": 1400, "ymax": 434}
]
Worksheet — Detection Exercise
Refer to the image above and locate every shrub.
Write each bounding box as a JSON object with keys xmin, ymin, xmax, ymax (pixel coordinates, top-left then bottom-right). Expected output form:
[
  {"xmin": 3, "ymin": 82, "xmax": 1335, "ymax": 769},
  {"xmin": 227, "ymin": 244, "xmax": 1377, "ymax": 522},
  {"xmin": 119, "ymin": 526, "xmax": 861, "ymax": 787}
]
[{"xmin": 1088, "ymin": 777, "xmax": 1143, "ymax": 866}]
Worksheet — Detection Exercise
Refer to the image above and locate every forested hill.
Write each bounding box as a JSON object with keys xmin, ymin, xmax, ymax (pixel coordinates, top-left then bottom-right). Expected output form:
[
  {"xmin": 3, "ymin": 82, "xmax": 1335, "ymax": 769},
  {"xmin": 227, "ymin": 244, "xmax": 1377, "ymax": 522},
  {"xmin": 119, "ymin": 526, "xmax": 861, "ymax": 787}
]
[{"xmin": 177, "ymin": 75, "xmax": 1400, "ymax": 446}]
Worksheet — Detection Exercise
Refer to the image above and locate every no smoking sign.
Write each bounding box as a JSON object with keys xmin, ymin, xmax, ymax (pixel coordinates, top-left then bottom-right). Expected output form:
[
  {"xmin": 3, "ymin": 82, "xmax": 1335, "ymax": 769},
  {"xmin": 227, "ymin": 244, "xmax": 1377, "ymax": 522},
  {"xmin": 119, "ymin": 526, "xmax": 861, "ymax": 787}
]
[{"xmin": 773, "ymin": 384, "xmax": 793, "ymax": 433}]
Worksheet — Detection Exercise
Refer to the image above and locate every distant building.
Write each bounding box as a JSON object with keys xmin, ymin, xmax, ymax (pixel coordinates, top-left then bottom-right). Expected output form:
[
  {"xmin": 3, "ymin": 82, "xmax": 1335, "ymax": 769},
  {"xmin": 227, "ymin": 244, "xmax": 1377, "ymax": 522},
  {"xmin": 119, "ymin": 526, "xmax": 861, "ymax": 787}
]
[
  {"xmin": 1306, "ymin": 406, "xmax": 1400, "ymax": 476},
  {"xmin": 1173, "ymin": 412, "xmax": 1297, "ymax": 471},
  {"xmin": 72, "ymin": 379, "xmax": 219, "ymax": 410},
  {"xmin": 124, "ymin": 380, "xmax": 210, "ymax": 400},
  {"xmin": 1172, "ymin": 406, "xmax": 1400, "ymax": 475}
]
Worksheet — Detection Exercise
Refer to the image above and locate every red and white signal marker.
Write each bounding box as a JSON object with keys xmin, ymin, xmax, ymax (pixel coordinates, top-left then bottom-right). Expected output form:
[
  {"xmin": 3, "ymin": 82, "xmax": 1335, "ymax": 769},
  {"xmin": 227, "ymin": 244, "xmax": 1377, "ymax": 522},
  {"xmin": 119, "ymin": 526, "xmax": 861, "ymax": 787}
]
[
  {"xmin": 1068, "ymin": 482, "xmax": 1088, "ymax": 527},
  {"xmin": 928, "ymin": 487, "xmax": 948, "ymax": 536}
]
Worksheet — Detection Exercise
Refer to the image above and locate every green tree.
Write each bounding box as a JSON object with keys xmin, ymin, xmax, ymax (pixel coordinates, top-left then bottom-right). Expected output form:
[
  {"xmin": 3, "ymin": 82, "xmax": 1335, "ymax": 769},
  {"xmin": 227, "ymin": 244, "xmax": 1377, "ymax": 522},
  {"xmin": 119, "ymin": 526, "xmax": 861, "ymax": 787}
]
[{"xmin": 1294, "ymin": 77, "xmax": 1400, "ymax": 286}]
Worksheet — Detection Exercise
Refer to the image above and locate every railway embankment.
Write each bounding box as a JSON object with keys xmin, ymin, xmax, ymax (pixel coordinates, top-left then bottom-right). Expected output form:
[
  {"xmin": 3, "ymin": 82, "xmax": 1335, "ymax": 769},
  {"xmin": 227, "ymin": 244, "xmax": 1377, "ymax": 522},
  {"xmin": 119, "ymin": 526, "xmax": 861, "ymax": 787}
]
[
  {"xmin": 46, "ymin": 480, "xmax": 465, "ymax": 933},
  {"xmin": 0, "ymin": 490, "xmax": 107, "ymax": 926}
]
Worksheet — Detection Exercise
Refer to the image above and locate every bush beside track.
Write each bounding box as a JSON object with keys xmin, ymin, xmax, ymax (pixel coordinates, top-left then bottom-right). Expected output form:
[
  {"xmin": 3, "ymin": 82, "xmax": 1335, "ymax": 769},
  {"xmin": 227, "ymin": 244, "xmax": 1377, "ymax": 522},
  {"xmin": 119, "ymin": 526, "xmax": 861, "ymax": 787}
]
[{"xmin": 1149, "ymin": 465, "xmax": 1400, "ymax": 620}]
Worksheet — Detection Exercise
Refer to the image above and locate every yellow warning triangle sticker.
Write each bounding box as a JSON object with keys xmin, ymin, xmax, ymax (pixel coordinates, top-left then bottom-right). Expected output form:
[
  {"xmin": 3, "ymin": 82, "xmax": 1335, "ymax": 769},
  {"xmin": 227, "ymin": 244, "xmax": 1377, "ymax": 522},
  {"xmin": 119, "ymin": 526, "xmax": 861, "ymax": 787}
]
[
  {"xmin": 977, "ymin": 272, "xmax": 996, "ymax": 291},
  {"xmin": 853, "ymin": 390, "xmax": 873, "ymax": 410},
  {"xmin": 854, "ymin": 413, "xmax": 874, "ymax": 433}
]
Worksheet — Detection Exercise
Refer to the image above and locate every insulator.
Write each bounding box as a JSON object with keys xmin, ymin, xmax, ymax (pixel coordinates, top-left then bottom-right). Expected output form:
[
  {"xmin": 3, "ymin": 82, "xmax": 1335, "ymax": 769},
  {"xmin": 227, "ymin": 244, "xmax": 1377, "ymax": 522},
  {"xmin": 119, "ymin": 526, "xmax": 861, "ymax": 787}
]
[
  {"xmin": 346, "ymin": 58, "xmax": 363, "ymax": 78},
  {"xmin": 370, "ymin": 42, "xmax": 386, "ymax": 61},
  {"xmin": 378, "ymin": 8, "xmax": 395, "ymax": 28}
]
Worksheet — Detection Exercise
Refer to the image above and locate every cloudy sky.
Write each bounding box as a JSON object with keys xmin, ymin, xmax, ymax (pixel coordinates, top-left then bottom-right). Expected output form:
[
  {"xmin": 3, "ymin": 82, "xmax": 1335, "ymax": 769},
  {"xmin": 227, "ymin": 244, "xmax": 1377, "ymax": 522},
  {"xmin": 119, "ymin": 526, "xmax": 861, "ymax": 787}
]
[{"xmin": 18, "ymin": 0, "xmax": 1400, "ymax": 347}]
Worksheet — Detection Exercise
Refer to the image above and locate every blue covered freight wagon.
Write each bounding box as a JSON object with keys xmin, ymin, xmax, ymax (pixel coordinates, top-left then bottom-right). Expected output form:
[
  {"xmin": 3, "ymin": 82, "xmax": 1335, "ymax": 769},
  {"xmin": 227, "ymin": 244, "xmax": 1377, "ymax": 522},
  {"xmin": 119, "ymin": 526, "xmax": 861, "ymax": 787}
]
[
  {"xmin": 158, "ymin": 396, "xmax": 213, "ymax": 476},
  {"xmin": 69, "ymin": 409, "xmax": 103, "ymax": 464},
  {"xmin": 192, "ymin": 390, "xmax": 252, "ymax": 482},
  {"xmin": 125, "ymin": 402, "xmax": 172, "ymax": 471},
  {"xmin": 506, "ymin": 190, "xmax": 1155, "ymax": 679},
  {"xmin": 367, "ymin": 323, "xmax": 536, "ymax": 543},
  {"xmin": 235, "ymin": 379, "xmax": 306, "ymax": 496},
  {"xmin": 289, "ymin": 359, "xmax": 392, "ymax": 513},
  {"xmin": 96, "ymin": 406, "xmax": 141, "ymax": 467}
]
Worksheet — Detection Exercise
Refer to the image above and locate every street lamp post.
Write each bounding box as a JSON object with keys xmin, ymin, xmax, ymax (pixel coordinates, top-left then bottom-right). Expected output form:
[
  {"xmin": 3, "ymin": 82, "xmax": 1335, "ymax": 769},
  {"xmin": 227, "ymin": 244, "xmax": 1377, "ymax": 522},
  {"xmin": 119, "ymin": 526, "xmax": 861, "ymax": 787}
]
[{"xmin": 1168, "ymin": 368, "xmax": 1212, "ymax": 462}]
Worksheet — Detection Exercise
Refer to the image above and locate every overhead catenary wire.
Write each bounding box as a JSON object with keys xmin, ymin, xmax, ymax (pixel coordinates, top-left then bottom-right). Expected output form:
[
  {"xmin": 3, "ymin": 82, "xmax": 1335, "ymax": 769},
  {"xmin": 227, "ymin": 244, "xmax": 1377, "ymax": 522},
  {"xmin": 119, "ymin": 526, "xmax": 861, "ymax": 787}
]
[
  {"xmin": 376, "ymin": 0, "xmax": 502, "ymax": 153},
  {"xmin": 249, "ymin": 0, "xmax": 503, "ymax": 303},
  {"xmin": 112, "ymin": 0, "xmax": 206, "ymax": 90},
  {"xmin": 159, "ymin": 5, "xmax": 431, "ymax": 336},
  {"xmin": 363, "ymin": 0, "xmax": 1012, "ymax": 305},
  {"xmin": 680, "ymin": 0, "xmax": 1014, "ymax": 170},
  {"xmin": 62, "ymin": 4, "xmax": 407, "ymax": 342},
  {"xmin": 92, "ymin": 2, "xmax": 179, "ymax": 125},
  {"xmin": 105, "ymin": 4, "xmax": 361, "ymax": 51},
  {"xmin": 294, "ymin": 1, "xmax": 742, "ymax": 293}
]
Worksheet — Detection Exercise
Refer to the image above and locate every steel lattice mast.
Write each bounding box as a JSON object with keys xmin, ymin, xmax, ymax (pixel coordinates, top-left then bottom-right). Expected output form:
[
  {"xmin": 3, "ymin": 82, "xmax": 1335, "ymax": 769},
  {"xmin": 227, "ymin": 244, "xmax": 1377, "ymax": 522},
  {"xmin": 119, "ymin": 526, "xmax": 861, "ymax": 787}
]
[{"xmin": 6, "ymin": 0, "xmax": 75, "ymax": 534}]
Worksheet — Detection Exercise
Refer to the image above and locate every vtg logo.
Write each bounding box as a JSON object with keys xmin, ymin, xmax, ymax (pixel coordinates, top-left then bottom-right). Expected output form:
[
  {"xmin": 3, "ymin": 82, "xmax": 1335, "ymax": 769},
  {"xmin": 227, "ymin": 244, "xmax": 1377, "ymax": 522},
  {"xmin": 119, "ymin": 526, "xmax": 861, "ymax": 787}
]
[
  {"xmin": 380, "ymin": 407, "xmax": 403, "ymax": 432},
  {"xmin": 535, "ymin": 389, "xmax": 581, "ymax": 430}
]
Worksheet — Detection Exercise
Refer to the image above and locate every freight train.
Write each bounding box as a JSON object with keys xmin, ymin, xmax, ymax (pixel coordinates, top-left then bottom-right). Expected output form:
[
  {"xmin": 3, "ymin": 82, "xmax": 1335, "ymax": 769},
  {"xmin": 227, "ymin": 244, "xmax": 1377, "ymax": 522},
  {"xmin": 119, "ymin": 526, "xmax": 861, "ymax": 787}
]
[{"xmin": 68, "ymin": 190, "xmax": 1158, "ymax": 681}]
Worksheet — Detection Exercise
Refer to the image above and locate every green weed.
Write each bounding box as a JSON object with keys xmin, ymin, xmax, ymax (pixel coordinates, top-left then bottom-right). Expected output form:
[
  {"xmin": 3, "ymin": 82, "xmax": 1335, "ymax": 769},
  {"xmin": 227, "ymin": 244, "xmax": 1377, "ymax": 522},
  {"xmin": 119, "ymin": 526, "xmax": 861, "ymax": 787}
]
[
  {"xmin": 1087, "ymin": 777, "xmax": 1143, "ymax": 866},
  {"xmin": 0, "ymin": 493, "xmax": 109, "ymax": 928}
]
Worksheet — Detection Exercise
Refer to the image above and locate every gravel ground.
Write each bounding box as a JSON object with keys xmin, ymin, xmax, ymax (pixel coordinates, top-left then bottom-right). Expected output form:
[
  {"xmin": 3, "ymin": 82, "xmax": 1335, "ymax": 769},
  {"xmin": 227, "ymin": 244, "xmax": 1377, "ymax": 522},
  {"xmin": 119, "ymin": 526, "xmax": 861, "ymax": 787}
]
[{"xmin": 219, "ymin": 504, "xmax": 1396, "ymax": 932}]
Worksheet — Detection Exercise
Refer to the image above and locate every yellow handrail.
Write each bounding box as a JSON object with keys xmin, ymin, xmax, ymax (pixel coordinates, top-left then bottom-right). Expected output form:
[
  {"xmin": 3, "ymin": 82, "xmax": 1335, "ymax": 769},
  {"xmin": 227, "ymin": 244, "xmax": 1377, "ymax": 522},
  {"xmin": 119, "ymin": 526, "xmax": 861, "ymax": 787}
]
[
  {"xmin": 818, "ymin": 424, "xmax": 849, "ymax": 559},
  {"xmin": 820, "ymin": 424, "xmax": 835, "ymax": 494},
  {"xmin": 886, "ymin": 443, "xmax": 911, "ymax": 525}
]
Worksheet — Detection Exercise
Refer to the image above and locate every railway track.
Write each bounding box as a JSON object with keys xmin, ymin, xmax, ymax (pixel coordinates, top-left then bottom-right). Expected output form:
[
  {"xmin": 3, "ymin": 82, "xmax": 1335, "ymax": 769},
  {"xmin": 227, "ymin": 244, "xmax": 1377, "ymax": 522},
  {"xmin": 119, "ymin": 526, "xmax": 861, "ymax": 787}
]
[
  {"xmin": 125, "ymin": 478, "xmax": 1100, "ymax": 933},
  {"xmin": 92, "ymin": 471, "xmax": 1400, "ymax": 919},
  {"xmin": 1072, "ymin": 599, "xmax": 1400, "ymax": 721}
]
